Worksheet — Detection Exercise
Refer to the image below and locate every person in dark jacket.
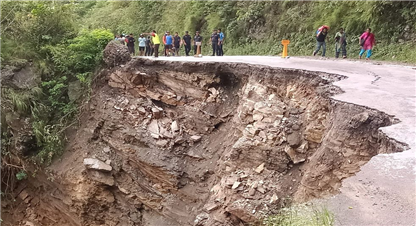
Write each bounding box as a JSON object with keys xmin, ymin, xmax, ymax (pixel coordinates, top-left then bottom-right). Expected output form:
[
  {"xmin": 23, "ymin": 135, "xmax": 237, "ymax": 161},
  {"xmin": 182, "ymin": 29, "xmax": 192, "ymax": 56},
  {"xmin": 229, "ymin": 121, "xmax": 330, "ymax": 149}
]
[
  {"xmin": 127, "ymin": 33, "xmax": 135, "ymax": 55},
  {"xmin": 145, "ymin": 36, "xmax": 153, "ymax": 56},
  {"xmin": 313, "ymin": 28, "xmax": 328, "ymax": 57},
  {"xmin": 182, "ymin": 31, "xmax": 192, "ymax": 56}
]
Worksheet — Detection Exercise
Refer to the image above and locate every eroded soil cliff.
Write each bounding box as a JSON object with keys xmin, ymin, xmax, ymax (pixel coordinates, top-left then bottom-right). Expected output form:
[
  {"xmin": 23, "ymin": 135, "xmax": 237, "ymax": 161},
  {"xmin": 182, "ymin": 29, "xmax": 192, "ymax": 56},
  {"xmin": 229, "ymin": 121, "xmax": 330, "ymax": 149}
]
[{"xmin": 2, "ymin": 44, "xmax": 405, "ymax": 226}]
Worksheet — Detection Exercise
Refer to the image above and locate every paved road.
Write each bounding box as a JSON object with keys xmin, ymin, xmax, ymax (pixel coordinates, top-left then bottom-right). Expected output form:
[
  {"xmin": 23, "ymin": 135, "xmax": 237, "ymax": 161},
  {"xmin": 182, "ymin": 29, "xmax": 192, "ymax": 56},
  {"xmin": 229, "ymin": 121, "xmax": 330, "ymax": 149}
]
[{"xmin": 142, "ymin": 56, "xmax": 416, "ymax": 226}]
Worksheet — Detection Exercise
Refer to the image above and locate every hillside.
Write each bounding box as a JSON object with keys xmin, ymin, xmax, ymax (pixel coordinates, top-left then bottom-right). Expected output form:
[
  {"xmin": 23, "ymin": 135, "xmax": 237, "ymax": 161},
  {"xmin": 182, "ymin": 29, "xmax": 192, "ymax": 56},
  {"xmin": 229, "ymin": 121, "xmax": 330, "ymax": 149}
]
[{"xmin": 84, "ymin": 1, "xmax": 416, "ymax": 61}]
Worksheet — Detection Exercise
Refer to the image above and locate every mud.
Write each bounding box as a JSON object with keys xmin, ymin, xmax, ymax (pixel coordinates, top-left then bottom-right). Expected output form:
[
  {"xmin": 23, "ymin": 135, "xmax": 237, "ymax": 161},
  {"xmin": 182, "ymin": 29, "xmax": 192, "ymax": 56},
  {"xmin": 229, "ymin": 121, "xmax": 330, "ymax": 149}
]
[{"xmin": 1, "ymin": 53, "xmax": 406, "ymax": 226}]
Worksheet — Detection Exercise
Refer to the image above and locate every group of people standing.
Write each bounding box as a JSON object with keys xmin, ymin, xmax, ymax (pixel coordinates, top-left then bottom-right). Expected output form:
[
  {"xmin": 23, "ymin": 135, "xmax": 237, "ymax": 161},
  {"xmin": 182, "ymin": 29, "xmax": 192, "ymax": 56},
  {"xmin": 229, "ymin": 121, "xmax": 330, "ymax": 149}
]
[
  {"xmin": 114, "ymin": 29, "xmax": 225, "ymax": 58},
  {"xmin": 312, "ymin": 26, "xmax": 376, "ymax": 60}
]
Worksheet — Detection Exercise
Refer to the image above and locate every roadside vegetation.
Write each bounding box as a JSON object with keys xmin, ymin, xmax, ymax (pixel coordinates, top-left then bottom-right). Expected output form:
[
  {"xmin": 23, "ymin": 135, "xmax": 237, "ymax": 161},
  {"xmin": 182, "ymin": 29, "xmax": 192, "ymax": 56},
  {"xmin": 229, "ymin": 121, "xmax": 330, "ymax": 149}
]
[
  {"xmin": 262, "ymin": 204, "xmax": 334, "ymax": 226},
  {"xmin": 85, "ymin": 1, "xmax": 416, "ymax": 63},
  {"xmin": 1, "ymin": 1, "xmax": 112, "ymax": 194}
]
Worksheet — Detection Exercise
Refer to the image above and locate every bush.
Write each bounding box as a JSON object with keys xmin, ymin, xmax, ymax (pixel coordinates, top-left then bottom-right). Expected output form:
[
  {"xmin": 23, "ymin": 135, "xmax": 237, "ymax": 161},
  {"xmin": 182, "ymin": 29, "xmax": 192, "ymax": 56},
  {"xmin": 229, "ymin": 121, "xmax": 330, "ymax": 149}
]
[{"xmin": 263, "ymin": 204, "xmax": 334, "ymax": 226}]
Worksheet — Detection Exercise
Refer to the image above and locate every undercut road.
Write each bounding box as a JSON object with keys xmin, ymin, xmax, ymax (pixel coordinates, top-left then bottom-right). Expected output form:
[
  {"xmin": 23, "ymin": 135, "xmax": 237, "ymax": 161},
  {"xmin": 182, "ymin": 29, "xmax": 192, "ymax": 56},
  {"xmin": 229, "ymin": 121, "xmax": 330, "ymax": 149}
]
[{"xmin": 139, "ymin": 55, "xmax": 416, "ymax": 226}]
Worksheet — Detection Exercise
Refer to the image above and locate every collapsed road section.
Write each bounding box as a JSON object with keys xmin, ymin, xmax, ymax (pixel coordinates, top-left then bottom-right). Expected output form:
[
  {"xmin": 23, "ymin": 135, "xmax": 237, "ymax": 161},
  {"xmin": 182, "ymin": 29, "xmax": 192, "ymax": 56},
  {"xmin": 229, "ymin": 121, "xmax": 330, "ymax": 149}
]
[{"xmin": 4, "ymin": 43, "xmax": 406, "ymax": 226}]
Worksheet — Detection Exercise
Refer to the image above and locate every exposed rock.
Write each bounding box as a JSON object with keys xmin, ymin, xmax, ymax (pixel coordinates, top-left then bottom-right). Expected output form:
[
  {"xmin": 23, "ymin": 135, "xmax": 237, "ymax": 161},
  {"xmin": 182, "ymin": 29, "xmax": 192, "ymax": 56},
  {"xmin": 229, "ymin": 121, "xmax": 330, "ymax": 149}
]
[
  {"xmin": 138, "ymin": 107, "xmax": 146, "ymax": 114},
  {"xmin": 88, "ymin": 170, "xmax": 115, "ymax": 186},
  {"xmin": 148, "ymin": 120, "xmax": 159, "ymax": 138},
  {"xmin": 156, "ymin": 139, "xmax": 169, "ymax": 147},
  {"xmin": 248, "ymin": 188, "xmax": 256, "ymax": 196},
  {"xmin": 25, "ymin": 222, "xmax": 35, "ymax": 226},
  {"xmin": 254, "ymin": 163, "xmax": 265, "ymax": 174},
  {"xmin": 103, "ymin": 147, "xmax": 111, "ymax": 153},
  {"xmin": 285, "ymin": 146, "xmax": 306, "ymax": 164},
  {"xmin": 226, "ymin": 201, "xmax": 257, "ymax": 223},
  {"xmin": 171, "ymin": 121, "xmax": 179, "ymax": 132},
  {"xmin": 204, "ymin": 203, "xmax": 220, "ymax": 212},
  {"xmin": 194, "ymin": 212, "xmax": 209, "ymax": 226},
  {"xmin": 257, "ymin": 186, "xmax": 266, "ymax": 194},
  {"xmin": 287, "ymin": 132, "xmax": 302, "ymax": 147},
  {"xmin": 83, "ymin": 158, "xmax": 112, "ymax": 172},
  {"xmin": 190, "ymin": 135, "xmax": 202, "ymax": 142},
  {"xmin": 152, "ymin": 107, "xmax": 162, "ymax": 119},
  {"xmin": 232, "ymin": 181, "xmax": 242, "ymax": 190},
  {"xmin": 270, "ymin": 193, "xmax": 278, "ymax": 203},
  {"xmin": 103, "ymin": 41, "xmax": 131, "ymax": 67}
]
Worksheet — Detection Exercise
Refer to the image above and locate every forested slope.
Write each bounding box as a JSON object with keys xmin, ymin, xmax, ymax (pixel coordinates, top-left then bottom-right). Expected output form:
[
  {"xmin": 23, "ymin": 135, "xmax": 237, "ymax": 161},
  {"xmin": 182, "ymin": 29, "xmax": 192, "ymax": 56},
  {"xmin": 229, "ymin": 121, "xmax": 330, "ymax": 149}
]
[{"xmin": 85, "ymin": 1, "xmax": 416, "ymax": 61}]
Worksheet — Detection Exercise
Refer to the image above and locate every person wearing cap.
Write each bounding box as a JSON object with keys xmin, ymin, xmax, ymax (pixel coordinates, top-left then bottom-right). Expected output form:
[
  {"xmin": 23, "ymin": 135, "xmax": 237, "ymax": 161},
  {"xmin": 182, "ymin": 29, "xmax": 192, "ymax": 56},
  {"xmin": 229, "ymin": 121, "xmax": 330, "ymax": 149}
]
[
  {"xmin": 138, "ymin": 34, "xmax": 146, "ymax": 56},
  {"xmin": 194, "ymin": 31, "xmax": 203, "ymax": 56},
  {"xmin": 182, "ymin": 31, "xmax": 192, "ymax": 56},
  {"xmin": 143, "ymin": 30, "xmax": 160, "ymax": 57}
]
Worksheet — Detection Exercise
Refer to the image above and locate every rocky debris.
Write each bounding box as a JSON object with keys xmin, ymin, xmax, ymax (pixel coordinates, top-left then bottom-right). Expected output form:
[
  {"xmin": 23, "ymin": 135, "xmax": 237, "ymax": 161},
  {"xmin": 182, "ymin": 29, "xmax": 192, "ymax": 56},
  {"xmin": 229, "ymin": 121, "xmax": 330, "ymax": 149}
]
[
  {"xmin": 171, "ymin": 121, "xmax": 179, "ymax": 132},
  {"xmin": 13, "ymin": 59, "xmax": 403, "ymax": 226},
  {"xmin": 232, "ymin": 181, "xmax": 242, "ymax": 190},
  {"xmin": 25, "ymin": 222, "xmax": 35, "ymax": 226},
  {"xmin": 18, "ymin": 189, "xmax": 32, "ymax": 203},
  {"xmin": 1, "ymin": 64, "xmax": 40, "ymax": 90},
  {"xmin": 152, "ymin": 107, "xmax": 163, "ymax": 119},
  {"xmin": 103, "ymin": 41, "xmax": 131, "ymax": 67},
  {"xmin": 156, "ymin": 139, "xmax": 169, "ymax": 147},
  {"xmin": 270, "ymin": 193, "xmax": 278, "ymax": 204},
  {"xmin": 148, "ymin": 120, "xmax": 160, "ymax": 139},
  {"xmin": 83, "ymin": 158, "xmax": 112, "ymax": 172},
  {"xmin": 287, "ymin": 132, "xmax": 302, "ymax": 147},
  {"xmin": 194, "ymin": 213, "xmax": 209, "ymax": 226},
  {"xmin": 190, "ymin": 135, "xmax": 202, "ymax": 142},
  {"xmin": 349, "ymin": 112, "xmax": 370, "ymax": 128},
  {"xmin": 248, "ymin": 188, "xmax": 256, "ymax": 196},
  {"xmin": 254, "ymin": 163, "xmax": 265, "ymax": 174},
  {"xmin": 103, "ymin": 146, "xmax": 111, "ymax": 153},
  {"xmin": 88, "ymin": 170, "xmax": 115, "ymax": 186},
  {"xmin": 285, "ymin": 146, "xmax": 306, "ymax": 164},
  {"xmin": 204, "ymin": 203, "xmax": 220, "ymax": 212}
]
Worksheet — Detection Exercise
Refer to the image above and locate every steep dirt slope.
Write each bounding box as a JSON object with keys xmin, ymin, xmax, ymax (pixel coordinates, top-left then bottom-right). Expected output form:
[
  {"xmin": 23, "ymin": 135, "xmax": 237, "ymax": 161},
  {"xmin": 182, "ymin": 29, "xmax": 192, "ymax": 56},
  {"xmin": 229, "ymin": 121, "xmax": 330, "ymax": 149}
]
[{"xmin": 2, "ymin": 45, "xmax": 405, "ymax": 226}]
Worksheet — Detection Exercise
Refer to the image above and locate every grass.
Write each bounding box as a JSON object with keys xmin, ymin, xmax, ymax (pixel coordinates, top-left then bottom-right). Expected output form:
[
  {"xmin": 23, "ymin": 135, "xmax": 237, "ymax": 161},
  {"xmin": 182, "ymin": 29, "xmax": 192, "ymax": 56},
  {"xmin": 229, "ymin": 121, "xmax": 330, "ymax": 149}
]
[{"xmin": 262, "ymin": 204, "xmax": 334, "ymax": 226}]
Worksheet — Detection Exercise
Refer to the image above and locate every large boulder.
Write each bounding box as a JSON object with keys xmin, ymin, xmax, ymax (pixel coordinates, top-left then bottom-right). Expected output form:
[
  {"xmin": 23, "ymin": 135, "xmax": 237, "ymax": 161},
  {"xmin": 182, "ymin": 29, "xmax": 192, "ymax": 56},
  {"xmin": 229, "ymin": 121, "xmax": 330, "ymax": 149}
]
[{"xmin": 103, "ymin": 41, "xmax": 131, "ymax": 67}]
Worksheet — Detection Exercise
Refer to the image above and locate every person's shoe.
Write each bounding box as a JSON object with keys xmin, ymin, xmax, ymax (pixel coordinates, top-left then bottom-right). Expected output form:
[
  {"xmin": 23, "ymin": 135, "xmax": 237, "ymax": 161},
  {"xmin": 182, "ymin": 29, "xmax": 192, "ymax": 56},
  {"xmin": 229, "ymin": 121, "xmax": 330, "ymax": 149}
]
[
  {"xmin": 359, "ymin": 56, "xmax": 362, "ymax": 59},
  {"xmin": 313, "ymin": 52, "xmax": 317, "ymax": 56},
  {"xmin": 366, "ymin": 58, "xmax": 370, "ymax": 61},
  {"xmin": 343, "ymin": 56, "xmax": 347, "ymax": 59}
]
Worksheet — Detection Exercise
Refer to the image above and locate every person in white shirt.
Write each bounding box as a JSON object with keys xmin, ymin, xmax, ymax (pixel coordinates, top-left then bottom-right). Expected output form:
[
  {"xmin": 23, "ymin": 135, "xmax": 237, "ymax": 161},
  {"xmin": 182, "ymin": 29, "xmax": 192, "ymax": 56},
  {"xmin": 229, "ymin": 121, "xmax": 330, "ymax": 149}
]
[{"xmin": 138, "ymin": 34, "xmax": 146, "ymax": 56}]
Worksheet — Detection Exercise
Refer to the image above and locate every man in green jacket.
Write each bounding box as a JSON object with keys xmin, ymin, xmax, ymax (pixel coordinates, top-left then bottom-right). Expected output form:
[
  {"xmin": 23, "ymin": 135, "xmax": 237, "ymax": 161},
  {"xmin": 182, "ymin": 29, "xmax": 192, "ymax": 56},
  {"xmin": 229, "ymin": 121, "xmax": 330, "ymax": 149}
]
[{"xmin": 334, "ymin": 28, "xmax": 347, "ymax": 58}]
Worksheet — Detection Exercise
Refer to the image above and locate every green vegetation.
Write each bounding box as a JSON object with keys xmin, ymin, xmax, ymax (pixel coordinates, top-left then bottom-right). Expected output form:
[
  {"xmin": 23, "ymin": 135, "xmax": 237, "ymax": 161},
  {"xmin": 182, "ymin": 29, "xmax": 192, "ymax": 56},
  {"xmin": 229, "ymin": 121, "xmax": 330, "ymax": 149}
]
[
  {"xmin": 263, "ymin": 204, "xmax": 334, "ymax": 226},
  {"xmin": 1, "ymin": 1, "xmax": 112, "ymax": 169},
  {"xmin": 84, "ymin": 1, "xmax": 415, "ymax": 62}
]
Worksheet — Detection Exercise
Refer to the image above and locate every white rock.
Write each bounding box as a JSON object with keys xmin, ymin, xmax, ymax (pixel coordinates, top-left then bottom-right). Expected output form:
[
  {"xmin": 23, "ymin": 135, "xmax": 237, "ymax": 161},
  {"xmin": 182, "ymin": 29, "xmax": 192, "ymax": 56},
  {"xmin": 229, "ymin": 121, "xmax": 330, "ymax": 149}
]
[
  {"xmin": 171, "ymin": 121, "xmax": 179, "ymax": 132},
  {"xmin": 254, "ymin": 163, "xmax": 265, "ymax": 174},
  {"xmin": 190, "ymin": 135, "xmax": 202, "ymax": 142},
  {"xmin": 270, "ymin": 193, "xmax": 278, "ymax": 203},
  {"xmin": 84, "ymin": 158, "xmax": 112, "ymax": 172},
  {"xmin": 232, "ymin": 181, "xmax": 242, "ymax": 189}
]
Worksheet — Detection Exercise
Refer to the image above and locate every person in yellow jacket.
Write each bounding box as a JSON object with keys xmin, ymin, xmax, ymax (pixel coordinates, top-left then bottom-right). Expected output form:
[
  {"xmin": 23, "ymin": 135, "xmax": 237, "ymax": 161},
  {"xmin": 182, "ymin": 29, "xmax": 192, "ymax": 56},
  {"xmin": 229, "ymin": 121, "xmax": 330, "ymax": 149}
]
[{"xmin": 144, "ymin": 30, "xmax": 160, "ymax": 57}]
